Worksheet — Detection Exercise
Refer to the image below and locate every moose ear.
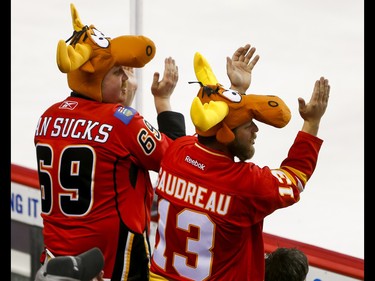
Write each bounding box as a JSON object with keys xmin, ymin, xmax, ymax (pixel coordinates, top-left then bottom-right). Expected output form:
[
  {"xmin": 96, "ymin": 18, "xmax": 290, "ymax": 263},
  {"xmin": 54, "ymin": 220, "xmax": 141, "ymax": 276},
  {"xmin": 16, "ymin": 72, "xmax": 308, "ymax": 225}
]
[{"xmin": 194, "ymin": 52, "xmax": 219, "ymax": 86}]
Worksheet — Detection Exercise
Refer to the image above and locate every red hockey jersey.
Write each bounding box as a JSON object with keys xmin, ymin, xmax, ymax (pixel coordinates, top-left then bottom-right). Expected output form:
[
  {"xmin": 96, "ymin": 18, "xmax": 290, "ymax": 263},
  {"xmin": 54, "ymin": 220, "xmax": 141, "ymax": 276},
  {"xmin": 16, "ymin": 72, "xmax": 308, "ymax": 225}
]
[
  {"xmin": 34, "ymin": 95, "xmax": 183, "ymax": 279},
  {"xmin": 150, "ymin": 131, "xmax": 322, "ymax": 281}
]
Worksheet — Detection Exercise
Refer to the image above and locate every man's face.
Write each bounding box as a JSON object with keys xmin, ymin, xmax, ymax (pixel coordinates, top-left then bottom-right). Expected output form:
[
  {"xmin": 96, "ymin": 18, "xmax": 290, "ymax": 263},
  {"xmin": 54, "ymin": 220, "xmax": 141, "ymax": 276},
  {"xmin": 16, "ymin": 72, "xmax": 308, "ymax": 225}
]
[
  {"xmin": 227, "ymin": 120, "xmax": 258, "ymax": 161},
  {"xmin": 101, "ymin": 66, "xmax": 135, "ymax": 106}
]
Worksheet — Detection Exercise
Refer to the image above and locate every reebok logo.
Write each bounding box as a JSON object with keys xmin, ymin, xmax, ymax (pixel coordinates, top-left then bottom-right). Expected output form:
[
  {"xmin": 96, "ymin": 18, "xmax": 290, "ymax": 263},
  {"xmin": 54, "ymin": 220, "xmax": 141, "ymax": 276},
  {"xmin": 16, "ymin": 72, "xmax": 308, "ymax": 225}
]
[
  {"xmin": 185, "ymin": 155, "xmax": 205, "ymax": 171},
  {"xmin": 59, "ymin": 101, "xmax": 78, "ymax": 110}
]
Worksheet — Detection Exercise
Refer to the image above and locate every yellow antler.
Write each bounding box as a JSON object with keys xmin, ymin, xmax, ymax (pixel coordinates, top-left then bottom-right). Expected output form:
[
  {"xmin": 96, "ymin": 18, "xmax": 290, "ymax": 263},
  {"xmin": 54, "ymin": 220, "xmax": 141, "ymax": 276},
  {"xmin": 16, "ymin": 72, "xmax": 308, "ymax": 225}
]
[
  {"xmin": 56, "ymin": 40, "xmax": 92, "ymax": 73},
  {"xmin": 70, "ymin": 3, "xmax": 85, "ymax": 32},
  {"xmin": 190, "ymin": 97, "xmax": 228, "ymax": 132},
  {"xmin": 56, "ymin": 3, "xmax": 92, "ymax": 73},
  {"xmin": 194, "ymin": 52, "xmax": 218, "ymax": 85}
]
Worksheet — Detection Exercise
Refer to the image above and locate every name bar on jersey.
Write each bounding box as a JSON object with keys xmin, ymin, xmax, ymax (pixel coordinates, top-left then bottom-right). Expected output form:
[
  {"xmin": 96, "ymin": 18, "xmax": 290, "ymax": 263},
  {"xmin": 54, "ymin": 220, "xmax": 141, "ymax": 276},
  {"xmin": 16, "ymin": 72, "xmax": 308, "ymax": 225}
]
[{"xmin": 156, "ymin": 167, "xmax": 231, "ymax": 216}]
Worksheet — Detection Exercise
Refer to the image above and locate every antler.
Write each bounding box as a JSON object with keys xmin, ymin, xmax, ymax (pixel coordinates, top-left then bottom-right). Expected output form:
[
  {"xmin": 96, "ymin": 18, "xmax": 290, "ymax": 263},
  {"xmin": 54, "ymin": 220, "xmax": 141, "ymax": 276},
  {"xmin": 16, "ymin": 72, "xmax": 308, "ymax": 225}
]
[
  {"xmin": 194, "ymin": 52, "xmax": 218, "ymax": 85},
  {"xmin": 191, "ymin": 52, "xmax": 229, "ymax": 131},
  {"xmin": 56, "ymin": 41, "xmax": 92, "ymax": 73},
  {"xmin": 70, "ymin": 3, "xmax": 85, "ymax": 31},
  {"xmin": 190, "ymin": 97, "xmax": 229, "ymax": 132},
  {"xmin": 56, "ymin": 3, "xmax": 92, "ymax": 73}
]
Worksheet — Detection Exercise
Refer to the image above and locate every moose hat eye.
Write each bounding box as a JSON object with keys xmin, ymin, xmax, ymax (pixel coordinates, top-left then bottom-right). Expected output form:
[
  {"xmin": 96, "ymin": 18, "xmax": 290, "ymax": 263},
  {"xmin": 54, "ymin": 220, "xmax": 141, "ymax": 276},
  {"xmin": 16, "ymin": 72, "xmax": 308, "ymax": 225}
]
[
  {"xmin": 222, "ymin": 89, "xmax": 242, "ymax": 103},
  {"xmin": 90, "ymin": 28, "xmax": 110, "ymax": 48}
]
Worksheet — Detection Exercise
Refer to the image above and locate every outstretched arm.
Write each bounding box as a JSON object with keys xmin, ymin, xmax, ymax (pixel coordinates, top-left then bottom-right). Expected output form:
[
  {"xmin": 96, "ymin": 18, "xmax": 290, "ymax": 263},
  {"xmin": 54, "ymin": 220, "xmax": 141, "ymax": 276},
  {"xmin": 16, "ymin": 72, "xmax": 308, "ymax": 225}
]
[
  {"xmin": 227, "ymin": 44, "xmax": 260, "ymax": 94},
  {"xmin": 299, "ymin": 77, "xmax": 330, "ymax": 136},
  {"xmin": 151, "ymin": 57, "xmax": 179, "ymax": 114},
  {"xmin": 151, "ymin": 57, "xmax": 185, "ymax": 139}
]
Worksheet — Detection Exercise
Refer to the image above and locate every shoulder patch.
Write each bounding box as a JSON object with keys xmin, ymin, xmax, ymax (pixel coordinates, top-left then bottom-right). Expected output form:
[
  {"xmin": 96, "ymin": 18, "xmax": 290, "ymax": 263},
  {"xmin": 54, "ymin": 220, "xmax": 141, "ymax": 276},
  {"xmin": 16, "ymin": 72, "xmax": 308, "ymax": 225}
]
[{"xmin": 114, "ymin": 106, "xmax": 137, "ymax": 125}]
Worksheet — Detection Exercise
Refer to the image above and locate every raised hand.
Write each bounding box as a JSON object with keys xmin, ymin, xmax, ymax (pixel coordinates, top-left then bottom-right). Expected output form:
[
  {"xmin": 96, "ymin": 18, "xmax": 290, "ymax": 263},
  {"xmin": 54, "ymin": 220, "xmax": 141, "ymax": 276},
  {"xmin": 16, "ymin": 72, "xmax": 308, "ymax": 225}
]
[
  {"xmin": 151, "ymin": 57, "xmax": 179, "ymax": 113},
  {"xmin": 226, "ymin": 44, "xmax": 260, "ymax": 94},
  {"xmin": 299, "ymin": 76, "xmax": 330, "ymax": 136}
]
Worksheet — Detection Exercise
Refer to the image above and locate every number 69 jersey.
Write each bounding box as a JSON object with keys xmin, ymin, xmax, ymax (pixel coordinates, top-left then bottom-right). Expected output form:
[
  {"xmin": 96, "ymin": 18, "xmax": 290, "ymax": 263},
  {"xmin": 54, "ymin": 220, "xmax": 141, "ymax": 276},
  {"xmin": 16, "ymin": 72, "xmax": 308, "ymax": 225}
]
[
  {"xmin": 150, "ymin": 132, "xmax": 322, "ymax": 281},
  {"xmin": 34, "ymin": 95, "xmax": 183, "ymax": 279}
]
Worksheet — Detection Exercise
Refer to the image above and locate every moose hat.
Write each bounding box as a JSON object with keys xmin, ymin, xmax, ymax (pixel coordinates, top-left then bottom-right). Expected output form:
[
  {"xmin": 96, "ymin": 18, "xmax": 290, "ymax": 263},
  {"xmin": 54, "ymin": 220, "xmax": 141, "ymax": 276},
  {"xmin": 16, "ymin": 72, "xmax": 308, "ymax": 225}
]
[
  {"xmin": 56, "ymin": 3, "xmax": 156, "ymax": 102},
  {"xmin": 190, "ymin": 52, "xmax": 292, "ymax": 145}
]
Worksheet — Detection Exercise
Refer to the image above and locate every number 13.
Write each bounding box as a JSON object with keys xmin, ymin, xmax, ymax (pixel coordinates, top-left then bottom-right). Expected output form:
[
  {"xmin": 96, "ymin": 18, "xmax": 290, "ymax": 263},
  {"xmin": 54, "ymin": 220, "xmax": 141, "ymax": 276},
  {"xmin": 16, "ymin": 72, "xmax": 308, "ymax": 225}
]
[{"xmin": 152, "ymin": 199, "xmax": 215, "ymax": 281}]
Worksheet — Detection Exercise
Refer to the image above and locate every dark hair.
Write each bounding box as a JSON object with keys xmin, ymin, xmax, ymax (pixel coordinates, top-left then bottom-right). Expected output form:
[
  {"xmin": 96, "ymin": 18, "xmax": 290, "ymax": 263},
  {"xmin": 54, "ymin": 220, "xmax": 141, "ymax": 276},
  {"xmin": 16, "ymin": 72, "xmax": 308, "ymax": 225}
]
[
  {"xmin": 265, "ymin": 247, "xmax": 309, "ymax": 281},
  {"xmin": 197, "ymin": 134, "xmax": 218, "ymax": 145}
]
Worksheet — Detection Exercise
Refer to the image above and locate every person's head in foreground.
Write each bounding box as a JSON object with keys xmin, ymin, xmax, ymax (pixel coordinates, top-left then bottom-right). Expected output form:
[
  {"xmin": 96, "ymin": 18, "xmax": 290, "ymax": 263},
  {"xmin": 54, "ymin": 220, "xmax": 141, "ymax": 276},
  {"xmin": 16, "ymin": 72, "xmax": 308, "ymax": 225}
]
[
  {"xmin": 265, "ymin": 247, "xmax": 309, "ymax": 281},
  {"xmin": 35, "ymin": 247, "xmax": 104, "ymax": 281}
]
